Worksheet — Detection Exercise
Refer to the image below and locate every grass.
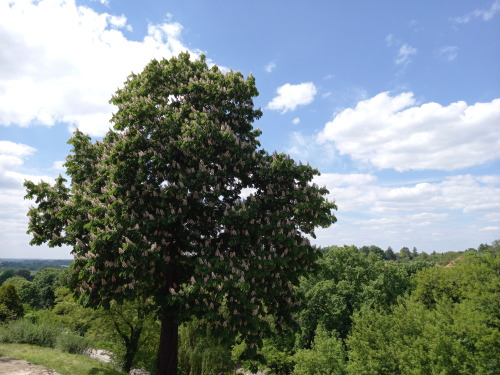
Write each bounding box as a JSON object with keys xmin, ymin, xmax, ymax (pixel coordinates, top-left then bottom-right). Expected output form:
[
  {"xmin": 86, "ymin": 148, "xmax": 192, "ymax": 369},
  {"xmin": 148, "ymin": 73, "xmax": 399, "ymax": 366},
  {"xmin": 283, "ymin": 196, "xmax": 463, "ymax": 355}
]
[{"xmin": 0, "ymin": 343, "xmax": 126, "ymax": 375}]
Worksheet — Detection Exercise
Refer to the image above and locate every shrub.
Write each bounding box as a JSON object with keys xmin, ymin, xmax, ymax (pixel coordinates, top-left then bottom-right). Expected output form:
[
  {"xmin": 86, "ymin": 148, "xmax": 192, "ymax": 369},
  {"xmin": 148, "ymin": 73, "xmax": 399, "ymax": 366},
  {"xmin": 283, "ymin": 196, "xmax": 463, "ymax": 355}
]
[
  {"xmin": 0, "ymin": 318, "xmax": 58, "ymax": 347},
  {"xmin": 293, "ymin": 326, "xmax": 346, "ymax": 375},
  {"xmin": 56, "ymin": 331, "xmax": 91, "ymax": 354}
]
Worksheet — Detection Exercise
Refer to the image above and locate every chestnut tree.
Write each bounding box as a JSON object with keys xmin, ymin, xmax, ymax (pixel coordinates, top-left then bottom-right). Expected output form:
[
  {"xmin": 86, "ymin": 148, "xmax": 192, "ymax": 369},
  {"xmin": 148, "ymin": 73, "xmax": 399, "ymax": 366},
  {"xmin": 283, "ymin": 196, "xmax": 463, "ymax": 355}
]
[{"xmin": 25, "ymin": 53, "xmax": 337, "ymax": 375}]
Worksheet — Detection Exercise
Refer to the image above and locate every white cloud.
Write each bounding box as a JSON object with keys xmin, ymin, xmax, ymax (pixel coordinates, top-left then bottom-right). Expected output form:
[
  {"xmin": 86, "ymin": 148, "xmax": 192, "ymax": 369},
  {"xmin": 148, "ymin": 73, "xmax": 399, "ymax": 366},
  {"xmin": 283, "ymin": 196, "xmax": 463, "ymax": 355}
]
[
  {"xmin": 292, "ymin": 117, "xmax": 300, "ymax": 125},
  {"xmin": 438, "ymin": 46, "xmax": 459, "ymax": 62},
  {"xmin": 314, "ymin": 173, "xmax": 500, "ymax": 216},
  {"xmin": 395, "ymin": 43, "xmax": 417, "ymax": 66},
  {"xmin": 0, "ymin": 141, "xmax": 36, "ymax": 184},
  {"xmin": 318, "ymin": 92, "xmax": 500, "ymax": 171},
  {"xmin": 311, "ymin": 173, "xmax": 500, "ymax": 251},
  {"xmin": 0, "ymin": 0, "xmax": 198, "ymax": 137},
  {"xmin": 265, "ymin": 62, "xmax": 276, "ymax": 73},
  {"xmin": 267, "ymin": 82, "xmax": 317, "ymax": 113},
  {"xmin": 52, "ymin": 160, "xmax": 66, "ymax": 172},
  {"xmin": 0, "ymin": 141, "xmax": 36, "ymax": 159},
  {"xmin": 0, "ymin": 140, "xmax": 70, "ymax": 258},
  {"xmin": 454, "ymin": 0, "xmax": 500, "ymax": 23},
  {"xmin": 480, "ymin": 226, "xmax": 500, "ymax": 231}
]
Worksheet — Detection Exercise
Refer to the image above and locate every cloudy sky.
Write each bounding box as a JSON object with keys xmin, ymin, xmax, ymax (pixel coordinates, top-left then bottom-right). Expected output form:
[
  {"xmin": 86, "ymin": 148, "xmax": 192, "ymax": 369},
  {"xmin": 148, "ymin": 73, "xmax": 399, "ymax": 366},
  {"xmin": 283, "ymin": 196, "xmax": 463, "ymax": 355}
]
[{"xmin": 1, "ymin": 0, "xmax": 499, "ymax": 259}]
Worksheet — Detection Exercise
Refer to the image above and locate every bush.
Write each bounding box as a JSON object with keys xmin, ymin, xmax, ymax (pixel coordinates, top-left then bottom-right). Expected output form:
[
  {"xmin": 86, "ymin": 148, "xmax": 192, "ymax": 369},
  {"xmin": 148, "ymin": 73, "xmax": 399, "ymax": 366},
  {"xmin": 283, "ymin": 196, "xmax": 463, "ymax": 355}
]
[
  {"xmin": 0, "ymin": 283, "xmax": 24, "ymax": 321},
  {"xmin": 293, "ymin": 326, "xmax": 346, "ymax": 375},
  {"xmin": 0, "ymin": 318, "xmax": 58, "ymax": 347},
  {"xmin": 55, "ymin": 331, "xmax": 91, "ymax": 354}
]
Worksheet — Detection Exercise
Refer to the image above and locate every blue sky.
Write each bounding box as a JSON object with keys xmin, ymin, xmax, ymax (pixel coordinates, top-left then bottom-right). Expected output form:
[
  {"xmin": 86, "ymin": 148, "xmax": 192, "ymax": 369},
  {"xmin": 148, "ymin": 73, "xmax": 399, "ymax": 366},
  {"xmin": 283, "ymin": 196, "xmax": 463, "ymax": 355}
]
[{"xmin": 0, "ymin": 0, "xmax": 499, "ymax": 259}]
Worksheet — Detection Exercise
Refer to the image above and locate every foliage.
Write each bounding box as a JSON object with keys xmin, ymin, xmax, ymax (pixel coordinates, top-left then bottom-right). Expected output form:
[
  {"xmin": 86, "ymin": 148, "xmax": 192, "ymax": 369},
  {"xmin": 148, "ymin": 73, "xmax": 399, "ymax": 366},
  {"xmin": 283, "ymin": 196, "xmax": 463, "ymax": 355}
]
[
  {"xmin": 0, "ymin": 316, "xmax": 92, "ymax": 355},
  {"xmin": 297, "ymin": 245, "xmax": 423, "ymax": 346},
  {"xmin": 411, "ymin": 251, "xmax": 499, "ymax": 308},
  {"xmin": 292, "ymin": 326, "xmax": 346, "ymax": 375},
  {"xmin": 52, "ymin": 286, "xmax": 98, "ymax": 335},
  {"xmin": 178, "ymin": 320, "xmax": 234, "ymax": 375},
  {"xmin": 347, "ymin": 297, "xmax": 499, "ymax": 375},
  {"xmin": 51, "ymin": 286, "xmax": 156, "ymax": 372},
  {"xmin": 347, "ymin": 252, "xmax": 500, "ymax": 375},
  {"xmin": 397, "ymin": 246, "xmax": 412, "ymax": 262},
  {"xmin": 55, "ymin": 331, "xmax": 91, "ymax": 354},
  {"xmin": 2, "ymin": 276, "xmax": 31, "ymax": 291},
  {"xmin": 25, "ymin": 53, "xmax": 336, "ymax": 374},
  {"xmin": 0, "ymin": 343, "xmax": 126, "ymax": 375},
  {"xmin": 358, "ymin": 245, "xmax": 384, "ymax": 258},
  {"xmin": 0, "ymin": 259, "xmax": 72, "ymax": 271},
  {"xmin": 0, "ymin": 283, "xmax": 24, "ymax": 321},
  {"xmin": 88, "ymin": 298, "xmax": 158, "ymax": 373},
  {"xmin": 0, "ymin": 318, "xmax": 58, "ymax": 347},
  {"xmin": 0, "ymin": 269, "xmax": 16, "ymax": 285},
  {"xmin": 260, "ymin": 341, "xmax": 295, "ymax": 375},
  {"xmin": 384, "ymin": 247, "xmax": 396, "ymax": 261},
  {"xmin": 249, "ymin": 326, "xmax": 297, "ymax": 375},
  {"xmin": 19, "ymin": 267, "xmax": 69, "ymax": 309}
]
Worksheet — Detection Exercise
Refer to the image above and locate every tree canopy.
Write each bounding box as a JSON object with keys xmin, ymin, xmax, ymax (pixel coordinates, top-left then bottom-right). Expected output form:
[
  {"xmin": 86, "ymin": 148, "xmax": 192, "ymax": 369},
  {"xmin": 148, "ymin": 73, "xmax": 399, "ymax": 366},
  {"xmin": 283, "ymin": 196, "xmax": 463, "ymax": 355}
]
[{"xmin": 24, "ymin": 53, "xmax": 337, "ymax": 375}]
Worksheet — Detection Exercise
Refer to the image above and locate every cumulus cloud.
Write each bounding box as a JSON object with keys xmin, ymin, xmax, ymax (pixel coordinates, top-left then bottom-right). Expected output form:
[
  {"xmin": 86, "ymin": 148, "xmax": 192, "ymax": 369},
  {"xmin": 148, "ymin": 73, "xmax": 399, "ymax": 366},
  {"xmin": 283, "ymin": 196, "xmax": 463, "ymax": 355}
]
[
  {"xmin": 315, "ymin": 173, "xmax": 500, "ymax": 216},
  {"xmin": 318, "ymin": 92, "xmax": 500, "ymax": 171},
  {"xmin": 292, "ymin": 117, "xmax": 300, "ymax": 125},
  {"xmin": 0, "ymin": 0, "xmax": 197, "ymax": 137},
  {"xmin": 312, "ymin": 173, "xmax": 500, "ymax": 251},
  {"xmin": 0, "ymin": 140, "xmax": 69, "ymax": 258},
  {"xmin": 267, "ymin": 82, "xmax": 317, "ymax": 113},
  {"xmin": 0, "ymin": 141, "xmax": 36, "ymax": 187},
  {"xmin": 395, "ymin": 43, "xmax": 417, "ymax": 66},
  {"xmin": 265, "ymin": 62, "xmax": 276, "ymax": 73},
  {"xmin": 454, "ymin": 0, "xmax": 500, "ymax": 23},
  {"xmin": 438, "ymin": 46, "xmax": 459, "ymax": 62}
]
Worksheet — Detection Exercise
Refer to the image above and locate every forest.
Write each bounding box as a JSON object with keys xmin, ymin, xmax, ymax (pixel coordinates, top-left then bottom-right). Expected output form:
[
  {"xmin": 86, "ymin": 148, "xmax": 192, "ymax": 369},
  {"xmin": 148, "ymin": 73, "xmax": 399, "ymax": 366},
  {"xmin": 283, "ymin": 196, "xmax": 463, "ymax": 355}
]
[{"xmin": 1, "ymin": 241, "xmax": 498, "ymax": 375}]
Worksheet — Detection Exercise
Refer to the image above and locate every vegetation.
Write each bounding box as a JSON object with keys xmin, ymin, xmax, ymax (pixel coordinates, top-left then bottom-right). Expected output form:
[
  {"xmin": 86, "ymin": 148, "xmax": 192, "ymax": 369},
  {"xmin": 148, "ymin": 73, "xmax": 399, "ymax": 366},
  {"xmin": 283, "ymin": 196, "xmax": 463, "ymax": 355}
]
[
  {"xmin": 0, "ymin": 343, "xmax": 125, "ymax": 375},
  {"xmin": 24, "ymin": 53, "xmax": 336, "ymax": 375},
  {"xmin": 0, "ymin": 258, "xmax": 72, "ymax": 272},
  {"xmin": 0, "ymin": 241, "xmax": 497, "ymax": 374},
  {"xmin": 0, "ymin": 283, "xmax": 24, "ymax": 321}
]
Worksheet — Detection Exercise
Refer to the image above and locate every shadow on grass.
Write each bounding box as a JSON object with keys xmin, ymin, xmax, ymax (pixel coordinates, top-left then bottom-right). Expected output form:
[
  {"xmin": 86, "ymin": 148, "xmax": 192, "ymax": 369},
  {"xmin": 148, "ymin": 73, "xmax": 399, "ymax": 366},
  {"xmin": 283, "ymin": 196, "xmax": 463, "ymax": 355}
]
[{"xmin": 88, "ymin": 367, "xmax": 125, "ymax": 375}]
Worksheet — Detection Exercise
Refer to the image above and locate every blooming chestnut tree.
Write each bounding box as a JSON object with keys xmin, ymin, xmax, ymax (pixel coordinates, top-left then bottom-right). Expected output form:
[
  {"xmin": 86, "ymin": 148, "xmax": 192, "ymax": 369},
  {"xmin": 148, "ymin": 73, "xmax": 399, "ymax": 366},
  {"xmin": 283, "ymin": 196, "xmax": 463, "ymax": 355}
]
[{"xmin": 25, "ymin": 53, "xmax": 337, "ymax": 375}]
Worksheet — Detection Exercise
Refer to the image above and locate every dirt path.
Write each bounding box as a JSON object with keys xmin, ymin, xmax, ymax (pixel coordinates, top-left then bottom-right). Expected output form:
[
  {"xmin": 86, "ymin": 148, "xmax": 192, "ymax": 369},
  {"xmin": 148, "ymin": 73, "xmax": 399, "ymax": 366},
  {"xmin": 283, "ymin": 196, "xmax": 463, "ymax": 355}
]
[{"xmin": 0, "ymin": 357, "xmax": 60, "ymax": 375}]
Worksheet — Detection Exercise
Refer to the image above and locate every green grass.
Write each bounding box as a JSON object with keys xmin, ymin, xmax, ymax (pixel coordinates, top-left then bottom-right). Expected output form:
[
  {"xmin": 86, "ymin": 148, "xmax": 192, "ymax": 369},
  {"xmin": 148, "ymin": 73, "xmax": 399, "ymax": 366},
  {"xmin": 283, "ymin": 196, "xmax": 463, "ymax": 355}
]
[{"xmin": 0, "ymin": 343, "xmax": 126, "ymax": 375}]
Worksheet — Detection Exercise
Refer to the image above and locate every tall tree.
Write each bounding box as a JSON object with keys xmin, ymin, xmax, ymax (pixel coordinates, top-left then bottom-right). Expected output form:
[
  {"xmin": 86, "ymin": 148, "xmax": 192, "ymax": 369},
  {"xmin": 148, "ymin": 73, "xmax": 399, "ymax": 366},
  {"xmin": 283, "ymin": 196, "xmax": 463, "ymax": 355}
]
[
  {"xmin": 397, "ymin": 247, "xmax": 411, "ymax": 262},
  {"xmin": 25, "ymin": 53, "xmax": 336, "ymax": 375},
  {"xmin": 0, "ymin": 283, "xmax": 24, "ymax": 321},
  {"xmin": 384, "ymin": 247, "xmax": 396, "ymax": 261}
]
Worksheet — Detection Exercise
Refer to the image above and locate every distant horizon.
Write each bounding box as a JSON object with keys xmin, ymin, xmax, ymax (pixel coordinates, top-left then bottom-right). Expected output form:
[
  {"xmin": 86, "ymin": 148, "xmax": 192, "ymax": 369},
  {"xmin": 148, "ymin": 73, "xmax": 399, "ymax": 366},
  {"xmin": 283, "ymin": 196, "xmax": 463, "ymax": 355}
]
[{"xmin": 1, "ymin": 241, "xmax": 492, "ymax": 261}]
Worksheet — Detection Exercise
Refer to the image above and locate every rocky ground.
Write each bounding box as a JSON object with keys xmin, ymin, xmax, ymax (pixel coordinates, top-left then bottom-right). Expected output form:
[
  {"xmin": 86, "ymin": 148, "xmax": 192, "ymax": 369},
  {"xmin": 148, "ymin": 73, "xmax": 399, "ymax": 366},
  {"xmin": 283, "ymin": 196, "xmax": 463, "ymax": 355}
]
[{"xmin": 0, "ymin": 357, "xmax": 60, "ymax": 375}]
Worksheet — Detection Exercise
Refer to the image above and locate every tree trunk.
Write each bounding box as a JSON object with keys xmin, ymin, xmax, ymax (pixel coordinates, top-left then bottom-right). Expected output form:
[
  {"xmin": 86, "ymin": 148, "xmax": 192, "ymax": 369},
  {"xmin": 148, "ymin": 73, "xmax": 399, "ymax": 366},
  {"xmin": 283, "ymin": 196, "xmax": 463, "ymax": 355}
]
[
  {"xmin": 123, "ymin": 326, "xmax": 142, "ymax": 373},
  {"xmin": 156, "ymin": 314, "xmax": 179, "ymax": 375}
]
